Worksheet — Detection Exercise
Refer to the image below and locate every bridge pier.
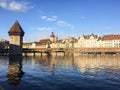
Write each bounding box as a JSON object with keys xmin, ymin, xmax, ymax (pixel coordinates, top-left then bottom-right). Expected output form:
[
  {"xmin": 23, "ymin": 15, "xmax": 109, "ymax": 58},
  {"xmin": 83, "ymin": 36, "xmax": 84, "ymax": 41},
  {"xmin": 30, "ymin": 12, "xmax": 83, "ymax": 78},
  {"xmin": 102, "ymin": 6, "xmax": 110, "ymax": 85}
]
[
  {"xmin": 40, "ymin": 52, "xmax": 42, "ymax": 56},
  {"xmin": 55, "ymin": 51, "xmax": 65, "ymax": 56},
  {"xmin": 33, "ymin": 51, "xmax": 35, "ymax": 57},
  {"xmin": 24, "ymin": 52, "xmax": 27, "ymax": 57},
  {"xmin": 46, "ymin": 51, "xmax": 51, "ymax": 56}
]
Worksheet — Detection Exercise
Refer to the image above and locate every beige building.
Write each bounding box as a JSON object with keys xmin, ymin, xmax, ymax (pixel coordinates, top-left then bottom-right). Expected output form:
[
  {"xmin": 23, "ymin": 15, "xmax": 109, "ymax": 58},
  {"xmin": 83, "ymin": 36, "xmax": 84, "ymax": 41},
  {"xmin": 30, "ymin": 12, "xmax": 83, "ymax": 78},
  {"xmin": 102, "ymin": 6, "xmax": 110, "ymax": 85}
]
[
  {"xmin": 77, "ymin": 35, "xmax": 86, "ymax": 48},
  {"xmin": 78, "ymin": 34, "xmax": 99, "ymax": 48},
  {"xmin": 96, "ymin": 37, "xmax": 104, "ymax": 48},
  {"xmin": 62, "ymin": 36, "xmax": 75, "ymax": 48},
  {"xmin": 102, "ymin": 34, "xmax": 120, "ymax": 48},
  {"xmin": 52, "ymin": 40, "xmax": 65, "ymax": 48},
  {"xmin": 23, "ymin": 39, "xmax": 51, "ymax": 48},
  {"xmin": 23, "ymin": 32, "xmax": 65, "ymax": 49},
  {"xmin": 23, "ymin": 33, "xmax": 120, "ymax": 49}
]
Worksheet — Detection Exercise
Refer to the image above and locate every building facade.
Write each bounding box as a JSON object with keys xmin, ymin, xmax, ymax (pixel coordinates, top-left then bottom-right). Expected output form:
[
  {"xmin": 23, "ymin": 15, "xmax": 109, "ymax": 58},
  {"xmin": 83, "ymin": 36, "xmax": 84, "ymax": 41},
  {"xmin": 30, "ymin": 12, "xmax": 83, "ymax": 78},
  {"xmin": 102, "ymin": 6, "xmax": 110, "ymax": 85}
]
[
  {"xmin": 77, "ymin": 34, "xmax": 99, "ymax": 48},
  {"xmin": 103, "ymin": 34, "xmax": 120, "ymax": 48},
  {"xmin": 23, "ymin": 33, "xmax": 120, "ymax": 49}
]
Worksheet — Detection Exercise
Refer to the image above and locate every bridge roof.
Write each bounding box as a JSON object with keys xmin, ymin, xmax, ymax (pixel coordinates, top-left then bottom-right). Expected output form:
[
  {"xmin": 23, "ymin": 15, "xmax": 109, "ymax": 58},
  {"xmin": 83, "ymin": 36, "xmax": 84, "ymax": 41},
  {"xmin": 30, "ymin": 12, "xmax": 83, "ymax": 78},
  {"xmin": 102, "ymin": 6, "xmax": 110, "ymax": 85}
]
[{"xmin": 8, "ymin": 20, "xmax": 24, "ymax": 36}]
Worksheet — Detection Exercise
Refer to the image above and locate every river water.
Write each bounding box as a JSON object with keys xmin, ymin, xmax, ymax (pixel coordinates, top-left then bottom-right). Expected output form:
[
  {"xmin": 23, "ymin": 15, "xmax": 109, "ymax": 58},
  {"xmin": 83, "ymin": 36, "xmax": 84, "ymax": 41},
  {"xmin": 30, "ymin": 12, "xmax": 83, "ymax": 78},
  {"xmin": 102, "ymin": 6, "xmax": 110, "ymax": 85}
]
[{"xmin": 0, "ymin": 54, "xmax": 120, "ymax": 90}]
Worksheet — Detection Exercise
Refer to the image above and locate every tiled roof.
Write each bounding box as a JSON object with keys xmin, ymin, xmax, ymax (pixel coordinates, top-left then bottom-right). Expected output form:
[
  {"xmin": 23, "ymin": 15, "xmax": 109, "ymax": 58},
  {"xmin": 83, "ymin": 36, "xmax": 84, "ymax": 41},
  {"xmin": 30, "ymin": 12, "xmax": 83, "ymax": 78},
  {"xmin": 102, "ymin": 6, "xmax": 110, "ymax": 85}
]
[
  {"xmin": 97, "ymin": 37, "xmax": 103, "ymax": 41},
  {"xmin": 102, "ymin": 34, "xmax": 120, "ymax": 40},
  {"xmin": 8, "ymin": 20, "xmax": 24, "ymax": 36},
  {"xmin": 39, "ymin": 39, "xmax": 51, "ymax": 44},
  {"xmin": 83, "ymin": 34, "xmax": 98, "ymax": 39},
  {"xmin": 74, "ymin": 39, "xmax": 78, "ymax": 43}
]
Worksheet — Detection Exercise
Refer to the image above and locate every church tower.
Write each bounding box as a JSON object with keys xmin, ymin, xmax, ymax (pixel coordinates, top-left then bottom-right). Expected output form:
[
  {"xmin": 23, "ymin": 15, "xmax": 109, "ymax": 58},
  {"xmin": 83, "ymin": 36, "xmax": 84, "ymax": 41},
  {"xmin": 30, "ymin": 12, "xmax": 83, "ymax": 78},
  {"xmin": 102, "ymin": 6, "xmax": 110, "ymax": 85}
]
[
  {"xmin": 50, "ymin": 32, "xmax": 55, "ymax": 42},
  {"xmin": 8, "ymin": 20, "xmax": 24, "ymax": 55}
]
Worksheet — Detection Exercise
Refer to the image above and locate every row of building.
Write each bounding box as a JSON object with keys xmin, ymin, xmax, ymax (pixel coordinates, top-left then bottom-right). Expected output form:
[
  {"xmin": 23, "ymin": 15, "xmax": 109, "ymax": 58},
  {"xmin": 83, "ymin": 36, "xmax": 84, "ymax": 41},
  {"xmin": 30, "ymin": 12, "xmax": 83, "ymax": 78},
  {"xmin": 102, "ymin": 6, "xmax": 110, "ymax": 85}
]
[{"xmin": 23, "ymin": 32, "xmax": 120, "ymax": 48}]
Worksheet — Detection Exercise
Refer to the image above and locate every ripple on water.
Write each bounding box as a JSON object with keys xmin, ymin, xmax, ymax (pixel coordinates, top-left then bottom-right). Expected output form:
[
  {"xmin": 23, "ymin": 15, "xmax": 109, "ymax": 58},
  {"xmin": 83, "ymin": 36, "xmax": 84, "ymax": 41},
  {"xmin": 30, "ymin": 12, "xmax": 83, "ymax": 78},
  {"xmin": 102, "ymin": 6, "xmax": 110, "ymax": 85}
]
[{"xmin": 0, "ymin": 55, "xmax": 120, "ymax": 90}]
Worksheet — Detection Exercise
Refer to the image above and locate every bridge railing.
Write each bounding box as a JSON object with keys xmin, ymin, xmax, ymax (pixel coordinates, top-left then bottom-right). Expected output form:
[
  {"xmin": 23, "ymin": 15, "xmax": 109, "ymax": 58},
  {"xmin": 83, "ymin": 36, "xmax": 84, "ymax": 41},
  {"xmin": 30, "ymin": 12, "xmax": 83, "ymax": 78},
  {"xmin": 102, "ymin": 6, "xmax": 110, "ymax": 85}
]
[
  {"xmin": 1, "ymin": 48, "xmax": 120, "ymax": 55},
  {"xmin": 22, "ymin": 47, "xmax": 120, "ymax": 53}
]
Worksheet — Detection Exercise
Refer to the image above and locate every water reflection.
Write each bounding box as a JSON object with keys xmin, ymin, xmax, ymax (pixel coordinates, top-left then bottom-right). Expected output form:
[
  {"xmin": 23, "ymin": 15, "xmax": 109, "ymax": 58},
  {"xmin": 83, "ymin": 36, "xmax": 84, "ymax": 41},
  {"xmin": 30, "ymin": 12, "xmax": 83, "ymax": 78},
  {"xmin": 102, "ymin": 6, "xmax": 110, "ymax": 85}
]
[
  {"xmin": 50, "ymin": 63, "xmax": 56, "ymax": 75},
  {"xmin": 0, "ymin": 54, "xmax": 120, "ymax": 90},
  {"xmin": 74, "ymin": 55, "xmax": 120, "ymax": 74},
  {"xmin": 34, "ymin": 54, "xmax": 120, "ymax": 75},
  {"xmin": 37, "ymin": 55, "xmax": 56, "ymax": 75},
  {"xmin": 7, "ymin": 55, "xmax": 24, "ymax": 86}
]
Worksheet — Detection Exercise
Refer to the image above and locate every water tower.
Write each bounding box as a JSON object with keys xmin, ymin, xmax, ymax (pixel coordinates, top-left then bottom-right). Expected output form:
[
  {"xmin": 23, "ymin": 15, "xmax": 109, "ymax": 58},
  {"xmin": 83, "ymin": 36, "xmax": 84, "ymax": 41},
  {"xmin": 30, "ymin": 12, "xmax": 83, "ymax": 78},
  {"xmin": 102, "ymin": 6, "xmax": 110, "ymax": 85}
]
[{"xmin": 8, "ymin": 20, "xmax": 24, "ymax": 55}]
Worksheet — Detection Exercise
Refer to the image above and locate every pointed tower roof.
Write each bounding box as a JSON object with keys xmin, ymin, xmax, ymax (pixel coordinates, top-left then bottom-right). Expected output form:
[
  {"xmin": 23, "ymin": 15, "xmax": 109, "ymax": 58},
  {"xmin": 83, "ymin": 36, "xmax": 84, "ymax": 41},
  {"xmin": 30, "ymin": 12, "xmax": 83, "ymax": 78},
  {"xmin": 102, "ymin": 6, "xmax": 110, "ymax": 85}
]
[
  {"xmin": 50, "ymin": 32, "xmax": 55, "ymax": 37},
  {"xmin": 8, "ymin": 20, "xmax": 24, "ymax": 36}
]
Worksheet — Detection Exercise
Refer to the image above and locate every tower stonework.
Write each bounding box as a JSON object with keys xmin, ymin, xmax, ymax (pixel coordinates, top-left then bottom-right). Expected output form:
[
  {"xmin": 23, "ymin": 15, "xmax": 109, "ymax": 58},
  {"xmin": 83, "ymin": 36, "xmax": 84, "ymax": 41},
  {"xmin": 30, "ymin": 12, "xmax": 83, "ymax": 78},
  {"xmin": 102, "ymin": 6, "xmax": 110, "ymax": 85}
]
[
  {"xmin": 8, "ymin": 20, "xmax": 24, "ymax": 55},
  {"xmin": 50, "ymin": 32, "xmax": 55, "ymax": 42}
]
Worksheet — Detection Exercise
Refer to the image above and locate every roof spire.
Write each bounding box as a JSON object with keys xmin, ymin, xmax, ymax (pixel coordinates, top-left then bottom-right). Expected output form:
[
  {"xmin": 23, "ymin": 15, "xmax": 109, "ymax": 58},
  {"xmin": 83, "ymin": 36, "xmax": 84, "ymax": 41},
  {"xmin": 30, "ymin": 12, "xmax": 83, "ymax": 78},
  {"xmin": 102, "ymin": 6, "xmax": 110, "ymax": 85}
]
[
  {"xmin": 8, "ymin": 20, "xmax": 24, "ymax": 36},
  {"xmin": 50, "ymin": 32, "xmax": 55, "ymax": 37},
  {"xmin": 15, "ymin": 20, "xmax": 19, "ymax": 23}
]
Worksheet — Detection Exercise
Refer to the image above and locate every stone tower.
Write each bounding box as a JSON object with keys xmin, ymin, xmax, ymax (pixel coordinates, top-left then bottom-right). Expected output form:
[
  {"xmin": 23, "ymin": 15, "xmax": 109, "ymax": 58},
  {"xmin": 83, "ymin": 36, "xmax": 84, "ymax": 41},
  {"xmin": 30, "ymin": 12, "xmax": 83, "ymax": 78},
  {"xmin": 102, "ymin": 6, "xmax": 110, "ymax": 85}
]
[
  {"xmin": 8, "ymin": 20, "xmax": 24, "ymax": 55},
  {"xmin": 50, "ymin": 32, "xmax": 55, "ymax": 42}
]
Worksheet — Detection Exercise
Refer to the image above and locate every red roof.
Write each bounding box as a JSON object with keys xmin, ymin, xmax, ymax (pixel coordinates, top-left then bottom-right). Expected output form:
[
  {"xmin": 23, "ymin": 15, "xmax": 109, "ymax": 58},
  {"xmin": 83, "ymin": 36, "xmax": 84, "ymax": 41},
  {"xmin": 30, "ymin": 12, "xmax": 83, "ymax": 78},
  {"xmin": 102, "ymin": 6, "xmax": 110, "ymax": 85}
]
[
  {"xmin": 83, "ymin": 34, "xmax": 98, "ymax": 39},
  {"xmin": 102, "ymin": 34, "xmax": 120, "ymax": 40},
  {"xmin": 39, "ymin": 39, "xmax": 51, "ymax": 44}
]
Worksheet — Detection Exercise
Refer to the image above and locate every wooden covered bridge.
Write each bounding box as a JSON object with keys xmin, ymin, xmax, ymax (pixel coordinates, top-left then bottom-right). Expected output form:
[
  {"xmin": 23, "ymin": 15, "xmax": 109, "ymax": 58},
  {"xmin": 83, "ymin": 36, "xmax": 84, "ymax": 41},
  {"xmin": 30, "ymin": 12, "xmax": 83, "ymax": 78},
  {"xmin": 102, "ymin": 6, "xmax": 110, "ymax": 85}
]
[
  {"xmin": 0, "ymin": 48, "xmax": 66, "ymax": 56},
  {"xmin": 0, "ymin": 48, "xmax": 120, "ymax": 56}
]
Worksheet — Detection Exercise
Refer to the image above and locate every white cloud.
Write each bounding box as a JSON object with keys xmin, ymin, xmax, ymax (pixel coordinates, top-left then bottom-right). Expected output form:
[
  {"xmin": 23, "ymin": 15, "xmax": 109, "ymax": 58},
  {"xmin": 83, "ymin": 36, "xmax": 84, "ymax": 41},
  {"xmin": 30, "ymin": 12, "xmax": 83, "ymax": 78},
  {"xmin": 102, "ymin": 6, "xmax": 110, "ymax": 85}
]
[
  {"xmin": 56, "ymin": 20, "xmax": 74, "ymax": 29},
  {"xmin": 0, "ymin": 1, "xmax": 7, "ymax": 8},
  {"xmin": 0, "ymin": 0, "xmax": 33, "ymax": 12},
  {"xmin": 36, "ymin": 27, "xmax": 56, "ymax": 31},
  {"xmin": 40, "ymin": 16, "xmax": 74, "ymax": 30},
  {"xmin": 40, "ymin": 15, "xmax": 58, "ymax": 21},
  {"xmin": 47, "ymin": 17, "xmax": 56, "ymax": 21},
  {"xmin": 41, "ymin": 16, "xmax": 47, "ymax": 20}
]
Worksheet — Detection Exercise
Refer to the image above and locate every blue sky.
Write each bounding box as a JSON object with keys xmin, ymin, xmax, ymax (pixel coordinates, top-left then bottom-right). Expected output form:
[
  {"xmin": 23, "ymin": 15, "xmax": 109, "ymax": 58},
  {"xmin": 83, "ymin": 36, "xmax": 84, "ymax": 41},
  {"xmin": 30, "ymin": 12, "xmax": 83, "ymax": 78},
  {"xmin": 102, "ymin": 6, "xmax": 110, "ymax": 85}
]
[{"xmin": 0, "ymin": 0, "xmax": 120, "ymax": 42}]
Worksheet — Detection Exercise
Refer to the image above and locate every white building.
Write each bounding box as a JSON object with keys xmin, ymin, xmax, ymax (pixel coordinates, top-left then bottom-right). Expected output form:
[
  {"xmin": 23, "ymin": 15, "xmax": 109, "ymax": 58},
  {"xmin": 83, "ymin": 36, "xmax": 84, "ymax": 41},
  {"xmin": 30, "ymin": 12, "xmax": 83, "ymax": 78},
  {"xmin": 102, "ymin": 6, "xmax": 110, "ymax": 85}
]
[
  {"xmin": 62, "ymin": 36, "xmax": 75, "ymax": 48},
  {"xmin": 102, "ymin": 34, "xmax": 120, "ymax": 48},
  {"xmin": 96, "ymin": 37, "xmax": 104, "ymax": 48},
  {"xmin": 23, "ymin": 33, "xmax": 120, "ymax": 49},
  {"xmin": 78, "ymin": 34, "xmax": 99, "ymax": 48}
]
